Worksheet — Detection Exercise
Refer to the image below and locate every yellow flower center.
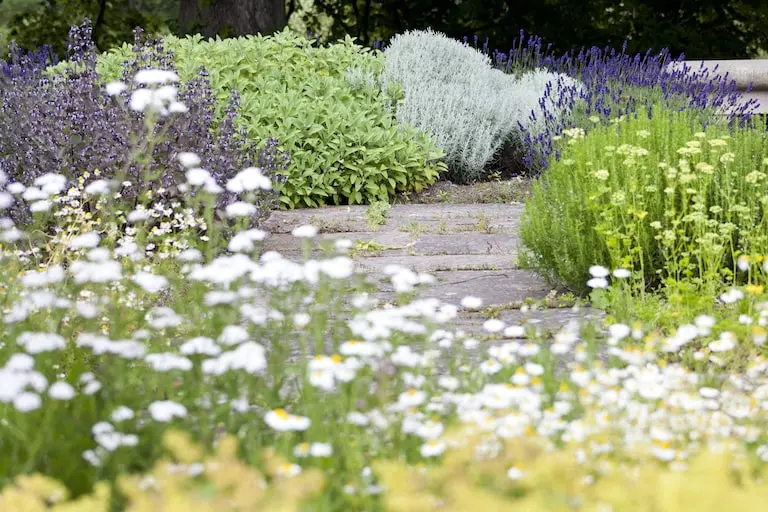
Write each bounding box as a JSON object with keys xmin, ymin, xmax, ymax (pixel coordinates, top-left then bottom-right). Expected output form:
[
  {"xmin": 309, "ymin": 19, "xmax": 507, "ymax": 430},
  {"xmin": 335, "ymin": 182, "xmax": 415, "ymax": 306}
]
[{"xmin": 274, "ymin": 408, "xmax": 289, "ymax": 419}]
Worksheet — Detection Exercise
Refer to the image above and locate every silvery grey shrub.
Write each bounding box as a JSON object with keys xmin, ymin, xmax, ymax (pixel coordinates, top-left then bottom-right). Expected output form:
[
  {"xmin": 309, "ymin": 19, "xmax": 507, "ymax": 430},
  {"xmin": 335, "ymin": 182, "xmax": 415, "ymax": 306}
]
[{"xmin": 380, "ymin": 29, "xmax": 579, "ymax": 182}]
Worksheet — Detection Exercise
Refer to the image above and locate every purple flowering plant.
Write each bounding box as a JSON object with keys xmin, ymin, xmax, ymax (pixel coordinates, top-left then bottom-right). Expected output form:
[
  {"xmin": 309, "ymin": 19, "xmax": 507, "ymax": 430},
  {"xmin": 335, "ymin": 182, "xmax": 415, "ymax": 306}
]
[
  {"xmin": 0, "ymin": 21, "xmax": 288, "ymax": 228},
  {"xmin": 481, "ymin": 30, "xmax": 760, "ymax": 173},
  {"xmin": 0, "ymin": 43, "xmax": 58, "ymax": 80}
]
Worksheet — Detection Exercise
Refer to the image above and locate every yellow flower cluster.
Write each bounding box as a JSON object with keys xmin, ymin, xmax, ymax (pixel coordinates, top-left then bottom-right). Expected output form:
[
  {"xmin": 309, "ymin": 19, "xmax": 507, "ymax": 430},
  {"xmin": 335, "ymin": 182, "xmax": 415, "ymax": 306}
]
[
  {"xmin": 0, "ymin": 474, "xmax": 109, "ymax": 512},
  {"xmin": 0, "ymin": 431, "xmax": 325, "ymax": 512},
  {"xmin": 120, "ymin": 430, "xmax": 325, "ymax": 512},
  {"xmin": 376, "ymin": 426, "xmax": 768, "ymax": 511}
]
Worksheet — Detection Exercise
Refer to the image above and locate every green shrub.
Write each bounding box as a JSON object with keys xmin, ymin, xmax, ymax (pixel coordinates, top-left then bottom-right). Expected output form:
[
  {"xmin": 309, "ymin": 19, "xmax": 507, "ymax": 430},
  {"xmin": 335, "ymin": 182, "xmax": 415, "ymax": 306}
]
[
  {"xmin": 380, "ymin": 29, "xmax": 578, "ymax": 183},
  {"xmin": 520, "ymin": 107, "xmax": 768, "ymax": 294},
  {"xmin": 91, "ymin": 29, "xmax": 446, "ymax": 208}
]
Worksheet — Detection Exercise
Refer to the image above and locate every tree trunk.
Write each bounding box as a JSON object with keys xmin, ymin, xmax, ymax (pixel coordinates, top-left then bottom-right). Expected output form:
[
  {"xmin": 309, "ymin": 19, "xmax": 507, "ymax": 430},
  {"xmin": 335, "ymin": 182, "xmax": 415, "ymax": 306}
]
[{"xmin": 178, "ymin": 0, "xmax": 286, "ymax": 39}]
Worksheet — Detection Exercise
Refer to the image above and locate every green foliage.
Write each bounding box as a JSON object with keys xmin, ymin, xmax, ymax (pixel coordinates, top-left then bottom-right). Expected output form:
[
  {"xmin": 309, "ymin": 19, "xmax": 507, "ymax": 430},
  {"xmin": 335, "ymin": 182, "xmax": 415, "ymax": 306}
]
[
  {"xmin": 307, "ymin": 0, "xmax": 768, "ymax": 59},
  {"xmin": 2, "ymin": 0, "xmax": 177, "ymax": 56},
  {"xmin": 520, "ymin": 107, "xmax": 768, "ymax": 295},
  {"xmin": 381, "ymin": 29, "xmax": 577, "ymax": 183},
  {"xmin": 93, "ymin": 29, "xmax": 445, "ymax": 208},
  {"xmin": 365, "ymin": 200, "xmax": 390, "ymax": 229}
]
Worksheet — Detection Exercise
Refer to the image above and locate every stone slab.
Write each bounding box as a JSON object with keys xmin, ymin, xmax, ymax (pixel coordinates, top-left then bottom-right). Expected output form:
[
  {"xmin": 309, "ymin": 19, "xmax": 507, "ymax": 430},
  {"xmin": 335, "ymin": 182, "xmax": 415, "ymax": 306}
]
[
  {"xmin": 354, "ymin": 254, "xmax": 517, "ymax": 273},
  {"xmin": 454, "ymin": 307, "xmax": 604, "ymax": 336},
  {"xmin": 261, "ymin": 203, "xmax": 524, "ymax": 234},
  {"xmin": 411, "ymin": 233, "xmax": 519, "ymax": 256},
  {"xmin": 369, "ymin": 269, "xmax": 551, "ymax": 305},
  {"xmin": 263, "ymin": 231, "xmax": 415, "ymax": 254}
]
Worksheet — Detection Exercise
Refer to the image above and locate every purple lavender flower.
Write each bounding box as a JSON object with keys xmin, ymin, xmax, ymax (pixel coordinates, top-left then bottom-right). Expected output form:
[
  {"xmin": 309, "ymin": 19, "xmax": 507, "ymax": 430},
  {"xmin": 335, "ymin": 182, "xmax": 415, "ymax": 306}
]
[{"xmin": 0, "ymin": 21, "xmax": 287, "ymax": 226}]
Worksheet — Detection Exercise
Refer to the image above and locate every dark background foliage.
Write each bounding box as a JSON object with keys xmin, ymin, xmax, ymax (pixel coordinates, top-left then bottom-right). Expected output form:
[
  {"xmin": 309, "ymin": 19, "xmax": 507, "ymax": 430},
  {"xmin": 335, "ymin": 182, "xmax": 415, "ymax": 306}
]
[{"xmin": 1, "ymin": 0, "xmax": 767, "ymax": 59}]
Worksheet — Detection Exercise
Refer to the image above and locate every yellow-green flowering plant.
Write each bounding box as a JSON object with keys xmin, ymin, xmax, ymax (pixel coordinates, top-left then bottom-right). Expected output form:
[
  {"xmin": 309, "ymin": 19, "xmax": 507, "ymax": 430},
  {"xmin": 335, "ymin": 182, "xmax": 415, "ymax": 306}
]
[{"xmin": 521, "ymin": 104, "xmax": 768, "ymax": 302}]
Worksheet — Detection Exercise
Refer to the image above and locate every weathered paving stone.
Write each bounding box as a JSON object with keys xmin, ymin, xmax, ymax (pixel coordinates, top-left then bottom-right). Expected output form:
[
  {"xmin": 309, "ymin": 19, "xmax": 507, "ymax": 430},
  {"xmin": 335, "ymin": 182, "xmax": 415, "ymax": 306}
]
[
  {"xmin": 353, "ymin": 254, "xmax": 517, "ymax": 273},
  {"xmin": 411, "ymin": 233, "xmax": 519, "ymax": 256},
  {"xmin": 261, "ymin": 203, "xmax": 524, "ymax": 235},
  {"xmin": 370, "ymin": 270, "xmax": 552, "ymax": 305},
  {"xmin": 261, "ymin": 203, "xmax": 603, "ymax": 353},
  {"xmin": 264, "ymin": 230, "xmax": 414, "ymax": 254},
  {"xmin": 455, "ymin": 307, "xmax": 604, "ymax": 334}
]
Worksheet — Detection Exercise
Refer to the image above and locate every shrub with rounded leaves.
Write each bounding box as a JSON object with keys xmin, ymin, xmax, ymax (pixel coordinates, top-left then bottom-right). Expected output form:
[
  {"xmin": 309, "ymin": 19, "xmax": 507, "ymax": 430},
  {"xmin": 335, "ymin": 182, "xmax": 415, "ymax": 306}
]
[{"xmin": 92, "ymin": 30, "xmax": 446, "ymax": 208}]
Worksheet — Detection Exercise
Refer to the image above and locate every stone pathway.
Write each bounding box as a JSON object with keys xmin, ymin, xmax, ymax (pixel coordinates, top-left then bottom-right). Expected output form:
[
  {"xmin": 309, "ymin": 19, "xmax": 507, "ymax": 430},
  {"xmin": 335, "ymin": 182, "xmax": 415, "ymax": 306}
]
[{"xmin": 262, "ymin": 203, "xmax": 601, "ymax": 338}]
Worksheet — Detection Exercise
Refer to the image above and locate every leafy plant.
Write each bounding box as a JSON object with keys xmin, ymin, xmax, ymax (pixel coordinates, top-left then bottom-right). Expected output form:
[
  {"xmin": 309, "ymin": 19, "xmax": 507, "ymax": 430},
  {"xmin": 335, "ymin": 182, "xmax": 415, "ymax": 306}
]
[
  {"xmin": 380, "ymin": 29, "xmax": 579, "ymax": 183},
  {"xmin": 365, "ymin": 200, "xmax": 390, "ymax": 230},
  {"xmin": 2, "ymin": 21, "xmax": 283, "ymax": 227},
  {"xmin": 485, "ymin": 30, "xmax": 760, "ymax": 173},
  {"xmin": 520, "ymin": 105, "xmax": 768, "ymax": 295},
  {"xmin": 89, "ymin": 29, "xmax": 446, "ymax": 208}
]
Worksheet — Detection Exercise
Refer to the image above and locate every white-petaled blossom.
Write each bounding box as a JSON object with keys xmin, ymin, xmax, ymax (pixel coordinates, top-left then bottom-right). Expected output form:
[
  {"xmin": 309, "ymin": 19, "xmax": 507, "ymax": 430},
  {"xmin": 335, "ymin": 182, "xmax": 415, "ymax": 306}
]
[
  {"xmin": 48, "ymin": 381, "xmax": 76, "ymax": 400},
  {"xmin": 69, "ymin": 260, "xmax": 122, "ymax": 284},
  {"xmin": 105, "ymin": 81, "xmax": 127, "ymax": 96},
  {"xmin": 68, "ymin": 232, "xmax": 100, "ymax": 250},
  {"xmin": 201, "ymin": 341, "xmax": 266, "ymax": 375},
  {"xmin": 14, "ymin": 392, "xmax": 42, "ymax": 412},
  {"xmin": 483, "ymin": 319, "xmax": 505, "ymax": 333},
  {"xmin": 178, "ymin": 152, "xmax": 202, "ymax": 168},
  {"xmin": 111, "ymin": 406, "xmax": 135, "ymax": 422},
  {"xmin": 132, "ymin": 272, "xmax": 168, "ymax": 293},
  {"xmin": 419, "ymin": 440, "xmax": 446, "ymax": 457},
  {"xmin": 218, "ymin": 325, "xmax": 249, "ymax": 346},
  {"xmin": 0, "ymin": 191, "xmax": 12, "ymax": 209},
  {"xmin": 84, "ymin": 180, "xmax": 110, "ymax": 195},
  {"xmin": 185, "ymin": 167, "xmax": 212, "ymax": 186},
  {"xmin": 225, "ymin": 201, "xmax": 258, "ymax": 218},
  {"xmin": 145, "ymin": 353, "xmax": 193, "ymax": 372},
  {"xmin": 291, "ymin": 225, "xmax": 318, "ymax": 238},
  {"xmin": 264, "ymin": 408, "xmax": 311, "ymax": 431},
  {"xmin": 397, "ymin": 388, "xmax": 426, "ymax": 408},
  {"xmin": 228, "ymin": 229, "xmax": 267, "ymax": 253},
  {"xmin": 226, "ymin": 167, "xmax": 272, "ymax": 192},
  {"xmin": 720, "ymin": 288, "xmax": 744, "ymax": 304},
  {"xmin": 460, "ymin": 296, "xmax": 483, "ymax": 309},
  {"xmin": 129, "ymin": 88, "xmax": 154, "ymax": 112},
  {"xmin": 275, "ymin": 463, "xmax": 302, "ymax": 478},
  {"xmin": 148, "ymin": 400, "xmax": 188, "ymax": 422},
  {"xmin": 16, "ymin": 332, "xmax": 66, "ymax": 354},
  {"xmin": 180, "ymin": 337, "xmax": 221, "ymax": 356},
  {"xmin": 587, "ymin": 277, "xmax": 609, "ymax": 289},
  {"xmin": 309, "ymin": 442, "xmax": 333, "ymax": 457},
  {"xmin": 504, "ymin": 325, "xmax": 526, "ymax": 338},
  {"xmin": 709, "ymin": 332, "xmax": 737, "ymax": 352},
  {"xmin": 34, "ymin": 173, "xmax": 67, "ymax": 195},
  {"xmin": 415, "ymin": 420, "xmax": 444, "ymax": 440},
  {"xmin": 134, "ymin": 69, "xmax": 179, "ymax": 85},
  {"xmin": 612, "ymin": 268, "xmax": 631, "ymax": 279}
]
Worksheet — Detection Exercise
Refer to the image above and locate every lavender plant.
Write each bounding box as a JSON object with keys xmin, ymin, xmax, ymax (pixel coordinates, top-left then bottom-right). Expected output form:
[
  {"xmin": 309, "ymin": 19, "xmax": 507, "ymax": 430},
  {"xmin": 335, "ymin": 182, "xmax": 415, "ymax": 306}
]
[
  {"xmin": 482, "ymin": 30, "xmax": 760, "ymax": 173},
  {"xmin": 0, "ymin": 21, "xmax": 287, "ymax": 227},
  {"xmin": 0, "ymin": 42, "xmax": 58, "ymax": 80}
]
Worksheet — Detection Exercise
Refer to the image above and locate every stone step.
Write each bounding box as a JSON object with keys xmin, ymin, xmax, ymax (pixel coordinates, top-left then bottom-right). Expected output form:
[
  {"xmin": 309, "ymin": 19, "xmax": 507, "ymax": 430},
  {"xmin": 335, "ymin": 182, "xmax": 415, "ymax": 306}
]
[{"xmin": 264, "ymin": 231, "xmax": 520, "ymax": 257}]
